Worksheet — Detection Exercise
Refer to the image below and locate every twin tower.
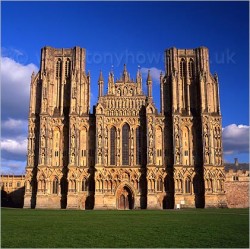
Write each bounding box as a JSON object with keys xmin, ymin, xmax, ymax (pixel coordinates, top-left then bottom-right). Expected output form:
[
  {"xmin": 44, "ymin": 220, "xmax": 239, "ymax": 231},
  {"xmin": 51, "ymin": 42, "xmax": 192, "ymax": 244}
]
[{"xmin": 24, "ymin": 46, "xmax": 226, "ymax": 209}]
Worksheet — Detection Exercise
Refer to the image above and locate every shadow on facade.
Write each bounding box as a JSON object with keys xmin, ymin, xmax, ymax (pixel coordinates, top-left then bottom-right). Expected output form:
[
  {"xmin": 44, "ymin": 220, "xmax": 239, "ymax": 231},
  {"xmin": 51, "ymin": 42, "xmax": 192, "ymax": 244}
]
[
  {"xmin": 139, "ymin": 168, "xmax": 147, "ymax": 209},
  {"xmin": 192, "ymin": 117, "xmax": 205, "ymax": 208},
  {"xmin": 139, "ymin": 106, "xmax": 147, "ymax": 209},
  {"xmin": 30, "ymin": 114, "xmax": 40, "ymax": 209},
  {"xmin": 85, "ymin": 168, "xmax": 95, "ymax": 209},
  {"xmin": 1, "ymin": 187, "xmax": 25, "ymax": 208},
  {"xmin": 193, "ymin": 170, "xmax": 205, "ymax": 208},
  {"xmin": 61, "ymin": 120, "xmax": 69, "ymax": 209},
  {"xmin": 163, "ymin": 168, "xmax": 175, "ymax": 209}
]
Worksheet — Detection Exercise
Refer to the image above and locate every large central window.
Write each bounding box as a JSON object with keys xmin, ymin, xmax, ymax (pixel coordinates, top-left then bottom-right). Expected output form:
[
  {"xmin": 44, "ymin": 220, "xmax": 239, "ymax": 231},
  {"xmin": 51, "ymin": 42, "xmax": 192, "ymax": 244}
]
[
  {"xmin": 122, "ymin": 123, "xmax": 130, "ymax": 165},
  {"xmin": 110, "ymin": 127, "xmax": 116, "ymax": 165}
]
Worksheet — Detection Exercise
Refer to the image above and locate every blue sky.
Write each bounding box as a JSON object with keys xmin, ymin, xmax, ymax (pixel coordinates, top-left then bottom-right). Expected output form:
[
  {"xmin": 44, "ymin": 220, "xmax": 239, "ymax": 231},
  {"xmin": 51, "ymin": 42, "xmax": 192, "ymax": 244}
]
[{"xmin": 1, "ymin": 1, "xmax": 249, "ymax": 174}]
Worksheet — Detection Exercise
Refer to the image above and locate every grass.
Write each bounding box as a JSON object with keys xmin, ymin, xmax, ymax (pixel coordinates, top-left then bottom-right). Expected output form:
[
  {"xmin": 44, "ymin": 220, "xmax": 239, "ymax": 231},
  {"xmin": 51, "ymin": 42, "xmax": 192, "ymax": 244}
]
[{"xmin": 1, "ymin": 208, "xmax": 249, "ymax": 248}]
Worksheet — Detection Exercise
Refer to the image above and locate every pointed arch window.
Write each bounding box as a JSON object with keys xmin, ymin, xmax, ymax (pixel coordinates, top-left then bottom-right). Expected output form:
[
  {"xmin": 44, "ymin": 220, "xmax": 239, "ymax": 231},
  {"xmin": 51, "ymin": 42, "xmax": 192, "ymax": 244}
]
[
  {"xmin": 110, "ymin": 127, "xmax": 116, "ymax": 165},
  {"xmin": 52, "ymin": 178, "xmax": 59, "ymax": 194},
  {"xmin": 65, "ymin": 58, "xmax": 71, "ymax": 78},
  {"xmin": 122, "ymin": 123, "xmax": 130, "ymax": 165},
  {"xmin": 56, "ymin": 59, "xmax": 62, "ymax": 78},
  {"xmin": 188, "ymin": 59, "xmax": 195, "ymax": 78},
  {"xmin": 180, "ymin": 58, "xmax": 186, "ymax": 78},
  {"xmin": 185, "ymin": 177, "xmax": 191, "ymax": 193},
  {"xmin": 157, "ymin": 178, "xmax": 163, "ymax": 191},
  {"xmin": 82, "ymin": 178, "xmax": 88, "ymax": 191},
  {"xmin": 136, "ymin": 126, "xmax": 142, "ymax": 165}
]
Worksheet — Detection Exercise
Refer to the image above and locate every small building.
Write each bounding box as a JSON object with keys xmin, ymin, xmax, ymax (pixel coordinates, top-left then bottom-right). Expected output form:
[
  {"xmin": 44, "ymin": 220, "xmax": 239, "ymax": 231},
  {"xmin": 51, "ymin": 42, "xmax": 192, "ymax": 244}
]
[{"xmin": 1, "ymin": 175, "xmax": 25, "ymax": 208}]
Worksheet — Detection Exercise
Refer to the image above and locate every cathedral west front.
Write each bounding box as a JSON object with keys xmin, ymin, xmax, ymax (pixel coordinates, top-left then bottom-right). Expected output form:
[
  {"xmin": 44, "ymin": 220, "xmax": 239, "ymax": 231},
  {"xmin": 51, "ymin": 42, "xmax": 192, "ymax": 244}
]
[{"xmin": 24, "ymin": 46, "xmax": 227, "ymax": 209}]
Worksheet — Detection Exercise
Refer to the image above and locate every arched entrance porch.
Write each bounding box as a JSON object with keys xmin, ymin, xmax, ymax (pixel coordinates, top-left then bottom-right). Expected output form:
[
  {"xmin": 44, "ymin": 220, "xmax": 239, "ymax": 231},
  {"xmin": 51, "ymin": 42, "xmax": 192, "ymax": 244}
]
[{"xmin": 116, "ymin": 184, "xmax": 134, "ymax": 210}]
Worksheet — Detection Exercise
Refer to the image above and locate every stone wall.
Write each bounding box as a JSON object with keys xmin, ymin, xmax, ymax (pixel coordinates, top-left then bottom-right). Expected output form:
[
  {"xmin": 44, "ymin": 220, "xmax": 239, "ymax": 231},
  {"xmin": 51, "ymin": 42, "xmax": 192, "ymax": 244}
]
[{"xmin": 225, "ymin": 169, "xmax": 249, "ymax": 208}]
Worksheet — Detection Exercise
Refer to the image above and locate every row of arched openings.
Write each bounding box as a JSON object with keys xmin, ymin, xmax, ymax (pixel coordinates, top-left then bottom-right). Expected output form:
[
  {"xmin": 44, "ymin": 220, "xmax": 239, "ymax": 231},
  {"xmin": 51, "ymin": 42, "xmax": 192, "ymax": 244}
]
[
  {"xmin": 148, "ymin": 178, "xmax": 164, "ymax": 192},
  {"xmin": 175, "ymin": 177, "xmax": 192, "ymax": 193},
  {"xmin": 38, "ymin": 178, "xmax": 88, "ymax": 194}
]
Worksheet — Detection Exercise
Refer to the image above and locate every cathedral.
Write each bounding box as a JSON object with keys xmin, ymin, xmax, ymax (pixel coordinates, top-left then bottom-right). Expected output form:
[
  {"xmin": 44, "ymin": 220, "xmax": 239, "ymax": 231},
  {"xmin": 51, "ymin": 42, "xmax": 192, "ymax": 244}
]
[{"xmin": 24, "ymin": 46, "xmax": 226, "ymax": 209}]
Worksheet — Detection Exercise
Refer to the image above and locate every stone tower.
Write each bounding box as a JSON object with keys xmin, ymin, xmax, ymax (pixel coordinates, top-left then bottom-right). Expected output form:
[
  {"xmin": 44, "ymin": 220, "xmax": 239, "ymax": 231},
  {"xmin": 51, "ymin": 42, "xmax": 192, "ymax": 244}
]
[
  {"xmin": 162, "ymin": 47, "xmax": 226, "ymax": 207},
  {"xmin": 24, "ymin": 46, "xmax": 95, "ymax": 209}
]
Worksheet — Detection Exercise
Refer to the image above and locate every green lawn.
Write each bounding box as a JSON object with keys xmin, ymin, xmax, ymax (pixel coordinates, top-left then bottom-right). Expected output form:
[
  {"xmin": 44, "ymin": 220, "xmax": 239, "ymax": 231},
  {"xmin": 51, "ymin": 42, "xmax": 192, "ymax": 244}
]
[{"xmin": 1, "ymin": 208, "xmax": 249, "ymax": 248}]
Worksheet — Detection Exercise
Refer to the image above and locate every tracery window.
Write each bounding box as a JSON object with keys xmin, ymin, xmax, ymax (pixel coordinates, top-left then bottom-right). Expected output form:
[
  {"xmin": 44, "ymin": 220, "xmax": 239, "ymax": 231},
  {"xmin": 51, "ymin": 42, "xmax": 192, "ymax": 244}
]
[
  {"xmin": 110, "ymin": 127, "xmax": 116, "ymax": 165},
  {"xmin": 122, "ymin": 123, "xmax": 130, "ymax": 165},
  {"xmin": 136, "ymin": 126, "xmax": 142, "ymax": 165}
]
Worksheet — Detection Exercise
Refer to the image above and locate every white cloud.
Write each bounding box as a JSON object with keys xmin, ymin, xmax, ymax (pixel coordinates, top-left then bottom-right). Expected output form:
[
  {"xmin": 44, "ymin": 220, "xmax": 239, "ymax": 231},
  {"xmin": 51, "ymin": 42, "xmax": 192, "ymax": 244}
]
[
  {"xmin": 1, "ymin": 137, "xmax": 27, "ymax": 156},
  {"xmin": 222, "ymin": 124, "xmax": 249, "ymax": 155},
  {"xmin": 1, "ymin": 56, "xmax": 38, "ymax": 119},
  {"xmin": 141, "ymin": 67, "xmax": 163, "ymax": 84},
  {"xmin": 0, "ymin": 159, "xmax": 26, "ymax": 175},
  {"xmin": 1, "ymin": 118, "xmax": 28, "ymax": 134}
]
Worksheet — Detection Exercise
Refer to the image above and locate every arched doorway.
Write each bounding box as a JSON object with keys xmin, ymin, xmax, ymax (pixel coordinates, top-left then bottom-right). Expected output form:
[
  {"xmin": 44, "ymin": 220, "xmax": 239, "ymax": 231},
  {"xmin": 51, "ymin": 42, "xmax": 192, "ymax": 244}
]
[{"xmin": 117, "ymin": 186, "xmax": 134, "ymax": 210}]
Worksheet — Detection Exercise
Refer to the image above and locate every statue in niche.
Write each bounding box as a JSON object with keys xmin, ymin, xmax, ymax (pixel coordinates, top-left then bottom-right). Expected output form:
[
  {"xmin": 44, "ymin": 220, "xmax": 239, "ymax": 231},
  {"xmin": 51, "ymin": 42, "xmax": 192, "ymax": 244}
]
[
  {"xmin": 218, "ymin": 154, "xmax": 222, "ymax": 165},
  {"xmin": 41, "ymin": 136, "xmax": 45, "ymax": 147},
  {"xmin": 131, "ymin": 153, "xmax": 134, "ymax": 165},
  {"xmin": 204, "ymin": 134, "xmax": 208, "ymax": 147},
  {"xmin": 71, "ymin": 153, "xmax": 75, "ymax": 164},
  {"xmin": 117, "ymin": 88, "xmax": 121, "ymax": 96},
  {"xmin": 98, "ymin": 124, "xmax": 102, "ymax": 136},
  {"xmin": 105, "ymin": 127, "xmax": 108, "ymax": 148},
  {"xmin": 43, "ymin": 87, "xmax": 47, "ymax": 99},
  {"xmin": 71, "ymin": 135, "xmax": 75, "ymax": 148},
  {"xmin": 72, "ymin": 87, "xmax": 77, "ymax": 98},
  {"xmin": 148, "ymin": 150, "xmax": 153, "ymax": 164},
  {"xmin": 104, "ymin": 151, "xmax": 108, "ymax": 165},
  {"xmin": 175, "ymin": 134, "xmax": 180, "ymax": 147},
  {"xmin": 130, "ymin": 88, "xmax": 133, "ymax": 96},
  {"xmin": 175, "ymin": 150, "xmax": 180, "ymax": 164},
  {"xmin": 205, "ymin": 151, "xmax": 209, "ymax": 164},
  {"xmin": 98, "ymin": 135, "xmax": 102, "ymax": 147},
  {"xmin": 41, "ymin": 126, "xmax": 46, "ymax": 135},
  {"xmin": 98, "ymin": 152, "xmax": 102, "ymax": 164},
  {"xmin": 41, "ymin": 153, "xmax": 45, "ymax": 165},
  {"xmin": 149, "ymin": 135, "xmax": 153, "ymax": 147},
  {"xmin": 215, "ymin": 152, "xmax": 218, "ymax": 165},
  {"xmin": 28, "ymin": 156, "xmax": 32, "ymax": 166}
]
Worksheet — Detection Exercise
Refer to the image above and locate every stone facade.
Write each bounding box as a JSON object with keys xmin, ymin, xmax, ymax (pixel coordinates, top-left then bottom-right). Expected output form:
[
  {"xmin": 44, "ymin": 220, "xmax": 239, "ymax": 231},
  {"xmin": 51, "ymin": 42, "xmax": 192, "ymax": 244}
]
[{"xmin": 23, "ymin": 46, "xmax": 227, "ymax": 209}]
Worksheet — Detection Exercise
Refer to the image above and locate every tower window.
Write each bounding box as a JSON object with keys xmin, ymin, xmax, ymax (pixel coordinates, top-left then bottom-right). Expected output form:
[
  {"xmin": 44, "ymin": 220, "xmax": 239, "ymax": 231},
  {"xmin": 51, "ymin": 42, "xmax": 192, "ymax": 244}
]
[
  {"xmin": 65, "ymin": 58, "xmax": 71, "ymax": 78},
  {"xmin": 188, "ymin": 59, "xmax": 195, "ymax": 78},
  {"xmin": 180, "ymin": 58, "xmax": 186, "ymax": 78},
  {"xmin": 56, "ymin": 59, "xmax": 62, "ymax": 78}
]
